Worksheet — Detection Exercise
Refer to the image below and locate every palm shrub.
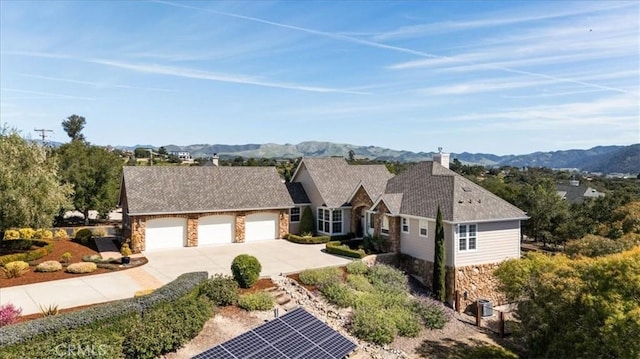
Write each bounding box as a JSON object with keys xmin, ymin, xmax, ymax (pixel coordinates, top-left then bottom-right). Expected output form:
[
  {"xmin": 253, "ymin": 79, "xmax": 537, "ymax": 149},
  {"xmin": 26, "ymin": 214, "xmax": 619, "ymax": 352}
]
[
  {"xmin": 199, "ymin": 274, "xmax": 239, "ymax": 306},
  {"xmin": 230, "ymin": 254, "xmax": 262, "ymax": 288},
  {"xmin": 1, "ymin": 261, "xmax": 30, "ymax": 278},
  {"xmin": 299, "ymin": 206, "xmax": 315, "ymax": 234}
]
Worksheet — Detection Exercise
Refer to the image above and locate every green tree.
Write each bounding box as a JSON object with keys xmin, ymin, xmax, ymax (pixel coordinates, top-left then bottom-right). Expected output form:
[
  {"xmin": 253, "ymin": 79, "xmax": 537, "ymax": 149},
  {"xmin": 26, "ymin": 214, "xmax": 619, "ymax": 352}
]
[
  {"xmin": 515, "ymin": 181, "xmax": 569, "ymax": 246},
  {"xmin": 134, "ymin": 147, "xmax": 151, "ymax": 158},
  {"xmin": 157, "ymin": 146, "xmax": 168, "ymax": 156},
  {"xmin": 299, "ymin": 206, "xmax": 315, "ymax": 234},
  {"xmin": 0, "ymin": 127, "xmax": 72, "ymax": 232},
  {"xmin": 495, "ymin": 248, "xmax": 640, "ymax": 358},
  {"xmin": 61, "ymin": 114, "xmax": 86, "ymax": 142},
  {"xmin": 432, "ymin": 206, "xmax": 446, "ymax": 301}
]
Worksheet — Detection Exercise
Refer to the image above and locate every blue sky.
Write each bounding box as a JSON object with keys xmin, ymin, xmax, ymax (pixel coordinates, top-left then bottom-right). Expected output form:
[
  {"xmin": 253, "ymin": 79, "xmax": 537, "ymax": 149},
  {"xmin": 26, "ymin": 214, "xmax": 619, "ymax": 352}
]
[{"xmin": 1, "ymin": 1, "xmax": 638, "ymax": 155}]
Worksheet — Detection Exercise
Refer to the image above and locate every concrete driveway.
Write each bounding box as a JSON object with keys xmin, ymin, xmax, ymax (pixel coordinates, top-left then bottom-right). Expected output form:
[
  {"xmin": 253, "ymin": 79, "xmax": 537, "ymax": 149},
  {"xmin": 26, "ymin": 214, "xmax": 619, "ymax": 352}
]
[
  {"xmin": 0, "ymin": 240, "xmax": 353, "ymax": 315},
  {"xmin": 143, "ymin": 240, "xmax": 354, "ymax": 284}
]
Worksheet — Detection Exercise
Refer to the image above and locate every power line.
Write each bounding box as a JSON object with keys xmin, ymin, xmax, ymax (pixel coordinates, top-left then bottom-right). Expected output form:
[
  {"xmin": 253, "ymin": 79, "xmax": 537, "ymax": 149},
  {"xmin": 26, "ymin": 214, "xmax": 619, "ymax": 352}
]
[{"xmin": 34, "ymin": 128, "xmax": 53, "ymax": 143}]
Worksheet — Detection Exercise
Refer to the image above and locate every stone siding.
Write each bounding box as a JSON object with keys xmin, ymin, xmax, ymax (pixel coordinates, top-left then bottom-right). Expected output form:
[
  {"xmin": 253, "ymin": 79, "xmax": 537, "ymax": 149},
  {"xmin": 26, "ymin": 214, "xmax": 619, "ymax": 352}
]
[
  {"xmin": 372, "ymin": 201, "xmax": 400, "ymax": 252},
  {"xmin": 235, "ymin": 213, "xmax": 246, "ymax": 243},
  {"xmin": 350, "ymin": 186, "xmax": 374, "ymax": 236},
  {"xmin": 454, "ymin": 263, "xmax": 506, "ymax": 311}
]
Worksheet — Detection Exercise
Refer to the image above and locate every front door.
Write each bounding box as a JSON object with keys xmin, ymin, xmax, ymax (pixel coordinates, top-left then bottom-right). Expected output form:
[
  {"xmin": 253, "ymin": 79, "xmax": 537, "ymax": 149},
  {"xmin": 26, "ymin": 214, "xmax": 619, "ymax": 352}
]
[{"xmin": 365, "ymin": 210, "xmax": 375, "ymax": 236}]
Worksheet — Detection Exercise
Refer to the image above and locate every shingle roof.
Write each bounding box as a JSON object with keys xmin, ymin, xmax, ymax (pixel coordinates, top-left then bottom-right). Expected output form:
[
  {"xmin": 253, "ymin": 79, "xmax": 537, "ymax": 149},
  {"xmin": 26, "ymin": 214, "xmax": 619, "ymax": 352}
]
[
  {"xmin": 386, "ymin": 162, "xmax": 527, "ymax": 222},
  {"xmin": 374, "ymin": 193, "xmax": 403, "ymax": 215},
  {"xmin": 286, "ymin": 182, "xmax": 311, "ymax": 204},
  {"xmin": 555, "ymin": 184, "xmax": 605, "ymax": 203},
  {"xmin": 122, "ymin": 166, "xmax": 293, "ymax": 215},
  {"xmin": 298, "ymin": 158, "xmax": 393, "ymax": 208}
]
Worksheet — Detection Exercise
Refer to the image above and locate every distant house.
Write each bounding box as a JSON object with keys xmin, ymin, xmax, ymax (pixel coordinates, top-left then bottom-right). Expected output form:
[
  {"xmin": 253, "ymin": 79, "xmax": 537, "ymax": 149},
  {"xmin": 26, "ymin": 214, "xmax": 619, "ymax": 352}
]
[
  {"xmin": 555, "ymin": 180, "xmax": 605, "ymax": 203},
  {"xmin": 169, "ymin": 151, "xmax": 192, "ymax": 161},
  {"xmin": 289, "ymin": 153, "xmax": 528, "ymax": 309}
]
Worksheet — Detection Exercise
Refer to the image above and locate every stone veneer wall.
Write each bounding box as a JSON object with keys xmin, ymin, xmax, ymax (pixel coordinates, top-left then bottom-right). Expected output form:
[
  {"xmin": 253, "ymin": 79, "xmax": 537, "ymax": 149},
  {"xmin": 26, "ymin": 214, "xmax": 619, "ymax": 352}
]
[
  {"xmin": 454, "ymin": 262, "xmax": 506, "ymax": 311},
  {"xmin": 373, "ymin": 202, "xmax": 400, "ymax": 252},
  {"xmin": 350, "ymin": 187, "xmax": 374, "ymax": 234},
  {"xmin": 130, "ymin": 209, "xmax": 289, "ymax": 252}
]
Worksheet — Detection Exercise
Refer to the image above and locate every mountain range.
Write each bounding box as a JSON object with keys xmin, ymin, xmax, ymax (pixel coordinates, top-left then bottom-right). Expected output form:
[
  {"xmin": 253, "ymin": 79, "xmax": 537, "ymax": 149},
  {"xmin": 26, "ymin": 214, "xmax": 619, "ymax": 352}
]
[{"xmin": 114, "ymin": 142, "xmax": 640, "ymax": 175}]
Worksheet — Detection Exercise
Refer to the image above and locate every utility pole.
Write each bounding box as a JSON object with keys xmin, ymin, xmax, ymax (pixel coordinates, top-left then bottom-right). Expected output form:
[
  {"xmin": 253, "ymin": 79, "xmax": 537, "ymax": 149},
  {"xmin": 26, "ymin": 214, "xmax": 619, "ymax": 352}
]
[{"xmin": 34, "ymin": 128, "xmax": 53, "ymax": 144}]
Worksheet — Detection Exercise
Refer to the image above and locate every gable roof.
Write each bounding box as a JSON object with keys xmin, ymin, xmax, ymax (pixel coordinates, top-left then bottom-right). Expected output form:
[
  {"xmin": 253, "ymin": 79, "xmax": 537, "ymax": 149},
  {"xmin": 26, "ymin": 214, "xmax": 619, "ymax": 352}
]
[
  {"xmin": 122, "ymin": 166, "xmax": 293, "ymax": 215},
  {"xmin": 372, "ymin": 193, "xmax": 403, "ymax": 215},
  {"xmin": 294, "ymin": 157, "xmax": 393, "ymax": 208},
  {"xmin": 555, "ymin": 184, "xmax": 605, "ymax": 203},
  {"xmin": 386, "ymin": 162, "xmax": 527, "ymax": 222}
]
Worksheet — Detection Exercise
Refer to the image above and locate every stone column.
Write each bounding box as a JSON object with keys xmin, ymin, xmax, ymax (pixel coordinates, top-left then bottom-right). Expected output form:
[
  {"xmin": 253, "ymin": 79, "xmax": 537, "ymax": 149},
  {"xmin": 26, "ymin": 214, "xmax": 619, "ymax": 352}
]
[
  {"xmin": 187, "ymin": 215, "xmax": 198, "ymax": 247},
  {"xmin": 235, "ymin": 213, "xmax": 246, "ymax": 243},
  {"xmin": 278, "ymin": 210, "xmax": 288, "ymax": 239}
]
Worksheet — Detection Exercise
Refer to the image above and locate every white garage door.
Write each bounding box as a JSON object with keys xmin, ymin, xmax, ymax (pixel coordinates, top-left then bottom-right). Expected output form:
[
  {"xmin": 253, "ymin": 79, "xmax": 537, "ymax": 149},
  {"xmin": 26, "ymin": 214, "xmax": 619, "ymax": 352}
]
[
  {"xmin": 245, "ymin": 213, "xmax": 278, "ymax": 242},
  {"xmin": 198, "ymin": 215, "xmax": 235, "ymax": 245},
  {"xmin": 145, "ymin": 217, "xmax": 187, "ymax": 251}
]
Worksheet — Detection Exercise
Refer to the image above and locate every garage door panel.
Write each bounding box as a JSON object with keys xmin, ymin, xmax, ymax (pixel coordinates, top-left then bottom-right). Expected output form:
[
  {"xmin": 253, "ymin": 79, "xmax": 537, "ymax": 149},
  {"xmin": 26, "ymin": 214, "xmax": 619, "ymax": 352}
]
[
  {"xmin": 145, "ymin": 217, "xmax": 187, "ymax": 251},
  {"xmin": 245, "ymin": 213, "xmax": 278, "ymax": 242},
  {"xmin": 199, "ymin": 215, "xmax": 235, "ymax": 245}
]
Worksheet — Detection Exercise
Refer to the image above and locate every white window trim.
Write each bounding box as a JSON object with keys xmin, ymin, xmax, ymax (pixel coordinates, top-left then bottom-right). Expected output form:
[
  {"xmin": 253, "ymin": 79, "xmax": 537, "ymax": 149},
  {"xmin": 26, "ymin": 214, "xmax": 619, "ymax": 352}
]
[
  {"xmin": 290, "ymin": 207, "xmax": 301, "ymax": 223},
  {"xmin": 401, "ymin": 217, "xmax": 409, "ymax": 234},
  {"xmin": 317, "ymin": 208, "xmax": 344, "ymax": 235},
  {"xmin": 419, "ymin": 220, "xmax": 428, "ymax": 238},
  {"xmin": 381, "ymin": 215, "xmax": 389, "ymax": 235},
  {"xmin": 457, "ymin": 223, "xmax": 478, "ymax": 252}
]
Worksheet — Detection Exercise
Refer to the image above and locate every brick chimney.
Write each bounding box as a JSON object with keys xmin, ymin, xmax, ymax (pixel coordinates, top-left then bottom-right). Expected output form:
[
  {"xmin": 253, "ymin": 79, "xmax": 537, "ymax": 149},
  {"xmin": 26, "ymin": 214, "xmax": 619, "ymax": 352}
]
[
  {"xmin": 433, "ymin": 147, "xmax": 450, "ymax": 169},
  {"xmin": 212, "ymin": 153, "xmax": 219, "ymax": 167}
]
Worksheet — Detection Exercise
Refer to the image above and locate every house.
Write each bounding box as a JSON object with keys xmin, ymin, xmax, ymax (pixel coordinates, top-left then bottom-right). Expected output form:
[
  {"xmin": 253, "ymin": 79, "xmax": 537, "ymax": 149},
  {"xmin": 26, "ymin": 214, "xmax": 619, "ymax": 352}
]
[
  {"xmin": 169, "ymin": 151, "xmax": 192, "ymax": 160},
  {"xmin": 555, "ymin": 180, "xmax": 605, "ymax": 203},
  {"xmin": 120, "ymin": 165, "xmax": 293, "ymax": 251},
  {"xmin": 289, "ymin": 153, "xmax": 528, "ymax": 309}
]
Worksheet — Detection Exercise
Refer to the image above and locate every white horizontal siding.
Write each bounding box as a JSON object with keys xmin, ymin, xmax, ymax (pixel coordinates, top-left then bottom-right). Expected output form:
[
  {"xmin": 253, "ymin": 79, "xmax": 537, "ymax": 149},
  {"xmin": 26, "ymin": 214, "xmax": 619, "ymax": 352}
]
[{"xmin": 455, "ymin": 220, "xmax": 521, "ymax": 267}]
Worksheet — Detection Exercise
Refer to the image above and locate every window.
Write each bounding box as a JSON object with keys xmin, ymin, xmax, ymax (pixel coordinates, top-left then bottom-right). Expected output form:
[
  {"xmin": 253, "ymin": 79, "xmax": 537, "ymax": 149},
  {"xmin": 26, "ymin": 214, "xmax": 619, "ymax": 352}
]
[
  {"xmin": 401, "ymin": 218, "xmax": 409, "ymax": 233},
  {"xmin": 368, "ymin": 212, "xmax": 375, "ymax": 229},
  {"xmin": 419, "ymin": 220, "xmax": 428, "ymax": 237},
  {"xmin": 290, "ymin": 207, "xmax": 300, "ymax": 222},
  {"xmin": 381, "ymin": 215, "xmax": 389, "ymax": 235},
  {"xmin": 458, "ymin": 224, "xmax": 477, "ymax": 251},
  {"xmin": 317, "ymin": 208, "xmax": 343, "ymax": 235}
]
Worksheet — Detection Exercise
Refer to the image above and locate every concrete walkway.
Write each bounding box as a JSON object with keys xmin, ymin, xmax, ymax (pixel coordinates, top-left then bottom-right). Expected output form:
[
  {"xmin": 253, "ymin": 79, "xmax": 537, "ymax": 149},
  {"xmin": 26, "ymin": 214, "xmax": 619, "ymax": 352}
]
[{"xmin": 0, "ymin": 240, "xmax": 352, "ymax": 315}]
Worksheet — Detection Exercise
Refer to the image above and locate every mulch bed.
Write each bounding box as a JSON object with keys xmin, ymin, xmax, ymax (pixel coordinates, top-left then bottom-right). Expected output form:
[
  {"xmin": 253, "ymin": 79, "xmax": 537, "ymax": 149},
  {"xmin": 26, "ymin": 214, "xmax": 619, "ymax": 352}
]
[
  {"xmin": 0, "ymin": 238, "xmax": 146, "ymax": 288},
  {"xmin": 238, "ymin": 278, "xmax": 276, "ymax": 294}
]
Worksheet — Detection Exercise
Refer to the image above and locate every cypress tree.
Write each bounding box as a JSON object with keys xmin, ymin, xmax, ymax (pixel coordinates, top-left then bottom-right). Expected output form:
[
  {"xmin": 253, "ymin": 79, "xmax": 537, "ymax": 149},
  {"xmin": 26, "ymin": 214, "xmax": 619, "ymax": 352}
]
[
  {"xmin": 432, "ymin": 206, "xmax": 446, "ymax": 301},
  {"xmin": 299, "ymin": 206, "xmax": 315, "ymax": 235}
]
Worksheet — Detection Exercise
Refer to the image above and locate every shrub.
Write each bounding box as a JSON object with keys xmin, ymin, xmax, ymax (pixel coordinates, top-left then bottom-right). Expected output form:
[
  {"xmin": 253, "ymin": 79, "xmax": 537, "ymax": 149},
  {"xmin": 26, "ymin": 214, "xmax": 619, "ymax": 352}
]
[
  {"xmin": 96, "ymin": 263, "xmax": 119, "ymax": 270},
  {"xmin": 286, "ymin": 234, "xmax": 331, "ymax": 244},
  {"xmin": 367, "ymin": 264, "xmax": 408, "ymax": 294},
  {"xmin": 238, "ymin": 292, "xmax": 274, "ymax": 311},
  {"xmin": 0, "ymin": 304, "xmax": 22, "ymax": 327},
  {"xmin": 3, "ymin": 230, "xmax": 20, "ymax": 240},
  {"xmin": 35, "ymin": 260, "xmax": 63, "ymax": 272},
  {"xmin": 61, "ymin": 252, "xmax": 72, "ymax": 263},
  {"xmin": 66, "ymin": 262, "xmax": 97, "ymax": 274},
  {"xmin": 199, "ymin": 274, "xmax": 239, "ymax": 306},
  {"xmin": 33, "ymin": 229, "xmax": 53, "ymax": 240},
  {"xmin": 92, "ymin": 227, "xmax": 108, "ymax": 237},
  {"xmin": 53, "ymin": 229, "xmax": 69, "ymax": 240},
  {"xmin": 346, "ymin": 274, "xmax": 374, "ymax": 292},
  {"xmin": 346, "ymin": 260, "xmax": 368, "ymax": 275},
  {"xmin": 565, "ymin": 234, "xmax": 630, "ymax": 258},
  {"xmin": 350, "ymin": 308, "xmax": 397, "ymax": 345},
  {"xmin": 298, "ymin": 267, "xmax": 342, "ymax": 287},
  {"xmin": 1, "ymin": 261, "xmax": 30, "ymax": 278},
  {"xmin": 320, "ymin": 282, "xmax": 357, "ymax": 308},
  {"xmin": 120, "ymin": 243, "xmax": 132, "ymax": 257},
  {"xmin": 230, "ymin": 254, "xmax": 262, "ymax": 288},
  {"xmin": 299, "ymin": 206, "xmax": 315, "ymax": 234},
  {"xmin": 39, "ymin": 303, "xmax": 59, "ymax": 317},
  {"xmin": 388, "ymin": 306, "xmax": 422, "ymax": 337},
  {"xmin": 0, "ymin": 240, "xmax": 53, "ymax": 266},
  {"xmin": 74, "ymin": 228, "xmax": 93, "ymax": 244},
  {"xmin": 411, "ymin": 297, "xmax": 449, "ymax": 330},
  {"xmin": 18, "ymin": 228, "xmax": 35, "ymax": 239},
  {"xmin": 326, "ymin": 241, "xmax": 366, "ymax": 258}
]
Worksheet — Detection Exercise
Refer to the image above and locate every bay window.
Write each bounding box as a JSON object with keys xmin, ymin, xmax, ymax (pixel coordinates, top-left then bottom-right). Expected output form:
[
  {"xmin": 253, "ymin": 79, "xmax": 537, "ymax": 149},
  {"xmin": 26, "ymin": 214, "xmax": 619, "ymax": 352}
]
[{"xmin": 317, "ymin": 208, "xmax": 343, "ymax": 235}]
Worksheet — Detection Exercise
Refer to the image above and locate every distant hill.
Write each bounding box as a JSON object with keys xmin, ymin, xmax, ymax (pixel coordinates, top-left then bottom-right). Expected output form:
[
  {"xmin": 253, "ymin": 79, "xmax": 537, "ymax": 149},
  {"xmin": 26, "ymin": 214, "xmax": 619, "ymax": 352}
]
[{"xmin": 114, "ymin": 142, "xmax": 640, "ymax": 174}]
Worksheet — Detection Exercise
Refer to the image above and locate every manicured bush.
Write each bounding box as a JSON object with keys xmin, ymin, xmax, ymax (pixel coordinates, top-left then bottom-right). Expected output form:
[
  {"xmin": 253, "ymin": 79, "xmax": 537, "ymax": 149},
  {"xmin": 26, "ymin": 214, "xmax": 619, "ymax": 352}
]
[
  {"xmin": 18, "ymin": 228, "xmax": 35, "ymax": 239},
  {"xmin": 367, "ymin": 264, "xmax": 408, "ymax": 294},
  {"xmin": 199, "ymin": 274, "xmax": 239, "ymax": 306},
  {"xmin": 0, "ymin": 304, "xmax": 22, "ymax": 327},
  {"xmin": 53, "ymin": 229, "xmax": 69, "ymax": 240},
  {"xmin": 74, "ymin": 228, "xmax": 93, "ymax": 244},
  {"xmin": 299, "ymin": 206, "xmax": 315, "ymax": 234},
  {"xmin": 346, "ymin": 274, "xmax": 374, "ymax": 292},
  {"xmin": 350, "ymin": 308, "xmax": 397, "ymax": 345},
  {"xmin": 3, "ymin": 230, "xmax": 20, "ymax": 240},
  {"xmin": 0, "ymin": 240, "xmax": 53, "ymax": 266},
  {"xmin": 92, "ymin": 227, "xmax": 108, "ymax": 237},
  {"xmin": 325, "ymin": 241, "xmax": 366, "ymax": 258},
  {"xmin": 1, "ymin": 261, "xmax": 30, "ymax": 278},
  {"xmin": 66, "ymin": 262, "xmax": 97, "ymax": 274},
  {"xmin": 237, "ymin": 293, "xmax": 274, "ymax": 311},
  {"xmin": 410, "ymin": 297, "xmax": 449, "ymax": 330},
  {"xmin": 120, "ymin": 243, "xmax": 132, "ymax": 257},
  {"xmin": 286, "ymin": 234, "xmax": 331, "ymax": 244},
  {"xmin": 35, "ymin": 260, "xmax": 63, "ymax": 272},
  {"xmin": 97, "ymin": 263, "xmax": 119, "ymax": 270},
  {"xmin": 320, "ymin": 282, "xmax": 356, "ymax": 308},
  {"xmin": 230, "ymin": 254, "xmax": 262, "ymax": 288},
  {"xmin": 33, "ymin": 229, "xmax": 53, "ymax": 240},
  {"xmin": 346, "ymin": 260, "xmax": 368, "ymax": 275},
  {"xmin": 298, "ymin": 267, "xmax": 342, "ymax": 287},
  {"xmin": 61, "ymin": 252, "xmax": 72, "ymax": 263}
]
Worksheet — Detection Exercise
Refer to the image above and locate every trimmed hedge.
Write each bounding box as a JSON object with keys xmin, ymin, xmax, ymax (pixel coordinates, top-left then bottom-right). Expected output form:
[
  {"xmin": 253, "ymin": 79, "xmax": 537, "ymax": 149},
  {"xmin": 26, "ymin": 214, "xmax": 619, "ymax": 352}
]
[
  {"xmin": 0, "ymin": 240, "xmax": 53, "ymax": 266},
  {"xmin": 0, "ymin": 271, "xmax": 208, "ymax": 348},
  {"xmin": 325, "ymin": 241, "xmax": 366, "ymax": 258},
  {"xmin": 286, "ymin": 234, "xmax": 331, "ymax": 244},
  {"xmin": 231, "ymin": 254, "xmax": 261, "ymax": 288}
]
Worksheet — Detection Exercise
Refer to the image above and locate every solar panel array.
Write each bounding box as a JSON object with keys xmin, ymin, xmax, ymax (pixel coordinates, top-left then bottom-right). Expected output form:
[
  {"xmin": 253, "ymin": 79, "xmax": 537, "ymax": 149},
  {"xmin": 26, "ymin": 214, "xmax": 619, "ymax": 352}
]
[{"xmin": 192, "ymin": 308, "xmax": 357, "ymax": 359}]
